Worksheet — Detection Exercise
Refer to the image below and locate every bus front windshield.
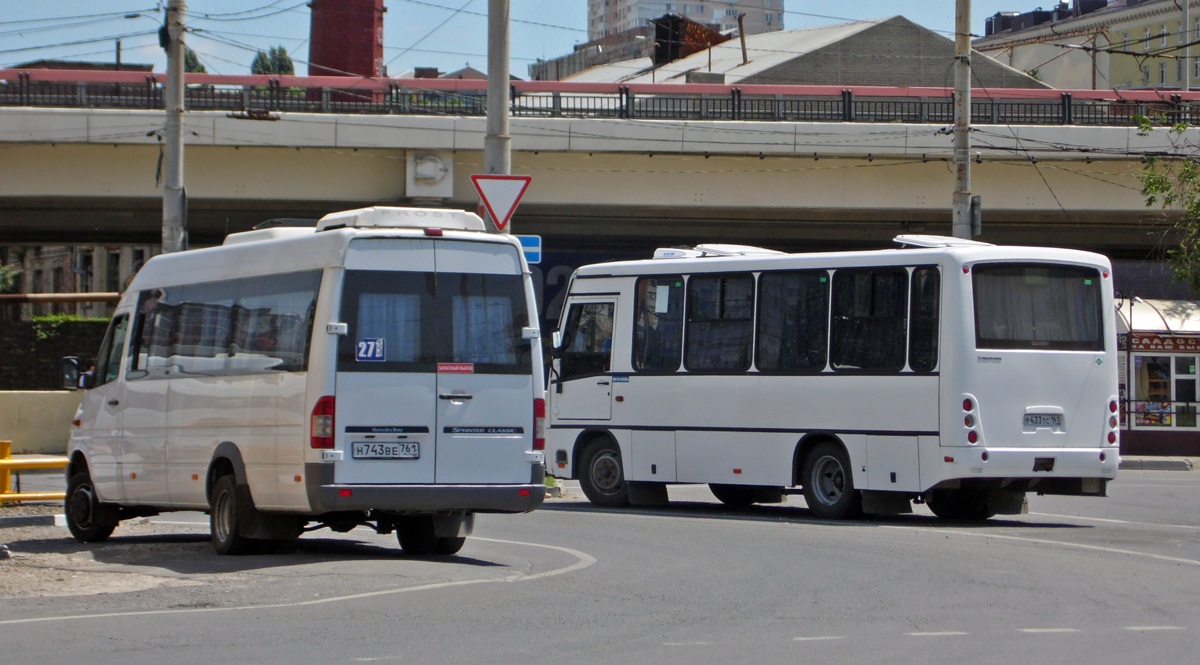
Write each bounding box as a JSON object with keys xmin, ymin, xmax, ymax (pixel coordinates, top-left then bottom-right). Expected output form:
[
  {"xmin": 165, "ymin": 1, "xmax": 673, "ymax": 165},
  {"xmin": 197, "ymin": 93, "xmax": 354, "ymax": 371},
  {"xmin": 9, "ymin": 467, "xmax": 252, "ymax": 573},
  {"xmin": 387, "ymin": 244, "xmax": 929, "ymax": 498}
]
[{"xmin": 973, "ymin": 263, "xmax": 1104, "ymax": 351}]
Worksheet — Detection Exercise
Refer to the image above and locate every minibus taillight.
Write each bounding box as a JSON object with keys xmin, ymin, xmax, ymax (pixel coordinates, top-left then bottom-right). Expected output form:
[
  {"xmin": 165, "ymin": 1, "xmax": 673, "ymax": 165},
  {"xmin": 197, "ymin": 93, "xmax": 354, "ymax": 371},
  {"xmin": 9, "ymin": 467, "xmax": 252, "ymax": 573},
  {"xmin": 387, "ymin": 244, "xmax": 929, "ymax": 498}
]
[
  {"xmin": 533, "ymin": 397, "xmax": 546, "ymax": 451},
  {"xmin": 311, "ymin": 396, "xmax": 335, "ymax": 449}
]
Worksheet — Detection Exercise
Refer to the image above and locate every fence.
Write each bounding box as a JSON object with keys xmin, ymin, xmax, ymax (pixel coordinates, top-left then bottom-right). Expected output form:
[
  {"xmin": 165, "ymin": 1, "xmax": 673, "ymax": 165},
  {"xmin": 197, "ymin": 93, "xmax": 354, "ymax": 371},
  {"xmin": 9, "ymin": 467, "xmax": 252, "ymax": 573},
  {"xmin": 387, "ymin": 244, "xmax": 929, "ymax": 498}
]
[{"xmin": 5, "ymin": 69, "xmax": 1200, "ymax": 127}]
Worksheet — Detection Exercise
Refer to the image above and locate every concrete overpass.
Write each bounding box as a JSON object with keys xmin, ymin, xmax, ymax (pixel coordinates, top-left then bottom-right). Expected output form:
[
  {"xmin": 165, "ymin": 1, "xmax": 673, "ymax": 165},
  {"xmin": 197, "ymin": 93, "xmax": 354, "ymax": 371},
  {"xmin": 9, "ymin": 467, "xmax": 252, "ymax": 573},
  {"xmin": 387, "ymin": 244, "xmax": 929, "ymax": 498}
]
[{"xmin": 2, "ymin": 74, "xmax": 1198, "ymax": 294}]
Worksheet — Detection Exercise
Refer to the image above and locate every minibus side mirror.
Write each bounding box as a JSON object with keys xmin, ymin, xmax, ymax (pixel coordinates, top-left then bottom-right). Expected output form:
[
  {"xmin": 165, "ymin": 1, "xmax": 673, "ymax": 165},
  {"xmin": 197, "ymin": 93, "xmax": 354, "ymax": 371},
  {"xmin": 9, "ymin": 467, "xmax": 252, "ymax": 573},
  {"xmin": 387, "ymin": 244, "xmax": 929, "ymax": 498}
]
[
  {"xmin": 550, "ymin": 330, "xmax": 563, "ymax": 357},
  {"xmin": 61, "ymin": 356, "xmax": 80, "ymax": 391}
]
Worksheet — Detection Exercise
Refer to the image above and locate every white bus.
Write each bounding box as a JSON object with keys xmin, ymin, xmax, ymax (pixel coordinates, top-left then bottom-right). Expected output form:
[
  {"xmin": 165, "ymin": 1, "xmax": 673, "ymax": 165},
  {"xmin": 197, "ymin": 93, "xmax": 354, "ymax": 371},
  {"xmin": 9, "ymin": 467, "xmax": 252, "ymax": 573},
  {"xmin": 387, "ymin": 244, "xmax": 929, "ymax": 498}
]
[
  {"xmin": 63, "ymin": 207, "xmax": 546, "ymax": 555},
  {"xmin": 546, "ymin": 236, "xmax": 1119, "ymax": 520}
]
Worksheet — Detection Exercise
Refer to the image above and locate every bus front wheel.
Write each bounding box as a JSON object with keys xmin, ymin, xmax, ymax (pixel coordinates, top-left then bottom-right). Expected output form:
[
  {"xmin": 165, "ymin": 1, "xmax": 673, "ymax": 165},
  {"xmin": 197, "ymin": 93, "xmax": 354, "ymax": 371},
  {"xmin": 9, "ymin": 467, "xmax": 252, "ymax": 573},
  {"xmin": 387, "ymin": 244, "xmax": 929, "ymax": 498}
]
[
  {"xmin": 801, "ymin": 442, "xmax": 862, "ymax": 520},
  {"xmin": 579, "ymin": 438, "xmax": 629, "ymax": 508}
]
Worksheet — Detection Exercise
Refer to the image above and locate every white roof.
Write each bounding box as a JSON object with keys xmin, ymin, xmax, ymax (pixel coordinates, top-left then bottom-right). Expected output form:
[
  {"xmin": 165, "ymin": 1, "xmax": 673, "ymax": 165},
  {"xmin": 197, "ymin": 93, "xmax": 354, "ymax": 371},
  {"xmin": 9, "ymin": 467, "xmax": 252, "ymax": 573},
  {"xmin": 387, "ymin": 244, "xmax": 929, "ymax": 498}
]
[{"xmin": 568, "ymin": 19, "xmax": 882, "ymax": 85}]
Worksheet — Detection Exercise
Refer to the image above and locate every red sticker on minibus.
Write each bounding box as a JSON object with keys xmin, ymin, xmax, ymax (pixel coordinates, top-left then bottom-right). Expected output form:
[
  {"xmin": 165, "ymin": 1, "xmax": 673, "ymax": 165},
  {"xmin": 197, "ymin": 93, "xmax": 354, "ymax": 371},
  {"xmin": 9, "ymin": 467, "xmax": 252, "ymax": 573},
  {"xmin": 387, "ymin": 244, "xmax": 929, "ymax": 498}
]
[{"xmin": 437, "ymin": 363, "xmax": 475, "ymax": 374}]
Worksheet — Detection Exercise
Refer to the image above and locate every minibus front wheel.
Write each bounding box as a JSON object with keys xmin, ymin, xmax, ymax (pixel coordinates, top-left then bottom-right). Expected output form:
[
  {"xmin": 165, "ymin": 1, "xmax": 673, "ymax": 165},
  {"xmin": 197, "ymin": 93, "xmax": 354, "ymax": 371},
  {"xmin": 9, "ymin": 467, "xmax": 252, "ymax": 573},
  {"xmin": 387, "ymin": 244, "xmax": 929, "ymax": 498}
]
[{"xmin": 65, "ymin": 471, "xmax": 118, "ymax": 542}]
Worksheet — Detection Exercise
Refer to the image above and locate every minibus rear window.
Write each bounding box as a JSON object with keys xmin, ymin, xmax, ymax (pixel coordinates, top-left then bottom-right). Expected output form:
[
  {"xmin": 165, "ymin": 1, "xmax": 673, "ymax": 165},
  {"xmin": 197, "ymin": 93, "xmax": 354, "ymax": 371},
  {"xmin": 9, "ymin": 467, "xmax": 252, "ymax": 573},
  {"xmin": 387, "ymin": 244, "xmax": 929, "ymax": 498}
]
[
  {"xmin": 338, "ymin": 270, "xmax": 531, "ymax": 374},
  {"xmin": 973, "ymin": 263, "xmax": 1104, "ymax": 351}
]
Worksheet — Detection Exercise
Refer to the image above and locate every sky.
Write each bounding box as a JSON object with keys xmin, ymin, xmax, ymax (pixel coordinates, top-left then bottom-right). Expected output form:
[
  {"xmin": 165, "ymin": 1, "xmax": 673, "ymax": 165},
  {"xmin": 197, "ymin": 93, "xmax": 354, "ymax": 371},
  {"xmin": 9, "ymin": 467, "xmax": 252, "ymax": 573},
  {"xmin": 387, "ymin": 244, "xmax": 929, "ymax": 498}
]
[{"xmin": 0, "ymin": 1, "xmax": 1036, "ymax": 78}]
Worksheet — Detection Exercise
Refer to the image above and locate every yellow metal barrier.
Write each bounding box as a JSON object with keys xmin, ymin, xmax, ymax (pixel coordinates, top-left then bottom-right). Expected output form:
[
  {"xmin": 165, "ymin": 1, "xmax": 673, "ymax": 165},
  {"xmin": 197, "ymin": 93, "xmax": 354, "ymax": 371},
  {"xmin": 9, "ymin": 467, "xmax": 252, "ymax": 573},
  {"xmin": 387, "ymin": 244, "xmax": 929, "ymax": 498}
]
[{"xmin": 0, "ymin": 440, "xmax": 68, "ymax": 504}]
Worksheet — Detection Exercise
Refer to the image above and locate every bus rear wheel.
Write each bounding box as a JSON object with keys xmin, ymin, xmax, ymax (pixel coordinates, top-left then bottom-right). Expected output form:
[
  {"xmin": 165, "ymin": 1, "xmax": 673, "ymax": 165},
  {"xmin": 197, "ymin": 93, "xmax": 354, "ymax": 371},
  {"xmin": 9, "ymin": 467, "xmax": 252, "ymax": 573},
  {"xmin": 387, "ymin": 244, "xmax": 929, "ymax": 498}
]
[
  {"xmin": 709, "ymin": 484, "xmax": 758, "ymax": 507},
  {"xmin": 801, "ymin": 442, "xmax": 862, "ymax": 520},
  {"xmin": 925, "ymin": 488, "xmax": 996, "ymax": 521},
  {"xmin": 579, "ymin": 438, "xmax": 629, "ymax": 508}
]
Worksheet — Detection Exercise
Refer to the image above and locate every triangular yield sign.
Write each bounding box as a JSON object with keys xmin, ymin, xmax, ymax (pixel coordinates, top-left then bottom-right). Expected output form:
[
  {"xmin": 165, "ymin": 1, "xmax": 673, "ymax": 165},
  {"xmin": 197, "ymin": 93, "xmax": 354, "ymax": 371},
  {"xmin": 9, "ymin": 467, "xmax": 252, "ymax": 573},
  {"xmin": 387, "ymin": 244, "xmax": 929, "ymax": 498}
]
[{"xmin": 470, "ymin": 174, "xmax": 531, "ymax": 231}]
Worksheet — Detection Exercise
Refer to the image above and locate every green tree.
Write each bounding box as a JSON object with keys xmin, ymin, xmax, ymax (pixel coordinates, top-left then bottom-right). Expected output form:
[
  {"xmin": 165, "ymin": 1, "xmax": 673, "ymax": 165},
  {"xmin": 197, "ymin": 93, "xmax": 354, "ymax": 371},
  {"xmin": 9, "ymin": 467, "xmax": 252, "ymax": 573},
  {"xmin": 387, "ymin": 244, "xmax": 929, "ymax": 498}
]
[
  {"xmin": 0, "ymin": 263, "xmax": 19, "ymax": 294},
  {"xmin": 1137, "ymin": 114, "xmax": 1200, "ymax": 293},
  {"xmin": 251, "ymin": 46, "xmax": 295, "ymax": 75},
  {"xmin": 184, "ymin": 47, "xmax": 206, "ymax": 73}
]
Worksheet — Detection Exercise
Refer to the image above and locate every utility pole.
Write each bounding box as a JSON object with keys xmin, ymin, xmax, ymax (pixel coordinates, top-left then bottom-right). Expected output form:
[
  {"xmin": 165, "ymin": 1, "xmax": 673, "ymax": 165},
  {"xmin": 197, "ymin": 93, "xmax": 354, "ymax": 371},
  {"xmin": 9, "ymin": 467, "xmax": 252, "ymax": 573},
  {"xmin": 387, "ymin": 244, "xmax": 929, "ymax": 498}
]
[
  {"xmin": 1185, "ymin": 0, "xmax": 1192, "ymax": 92},
  {"xmin": 162, "ymin": 0, "xmax": 187, "ymax": 252},
  {"xmin": 484, "ymin": 0, "xmax": 512, "ymax": 233},
  {"xmin": 952, "ymin": 0, "xmax": 974, "ymax": 239}
]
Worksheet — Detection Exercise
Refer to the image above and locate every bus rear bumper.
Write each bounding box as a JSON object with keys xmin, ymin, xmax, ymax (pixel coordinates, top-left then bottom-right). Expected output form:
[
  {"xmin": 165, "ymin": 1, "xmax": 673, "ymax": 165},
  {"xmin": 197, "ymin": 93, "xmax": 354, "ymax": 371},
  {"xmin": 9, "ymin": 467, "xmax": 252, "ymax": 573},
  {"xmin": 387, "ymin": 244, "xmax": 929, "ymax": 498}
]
[{"xmin": 932, "ymin": 447, "xmax": 1118, "ymax": 496}]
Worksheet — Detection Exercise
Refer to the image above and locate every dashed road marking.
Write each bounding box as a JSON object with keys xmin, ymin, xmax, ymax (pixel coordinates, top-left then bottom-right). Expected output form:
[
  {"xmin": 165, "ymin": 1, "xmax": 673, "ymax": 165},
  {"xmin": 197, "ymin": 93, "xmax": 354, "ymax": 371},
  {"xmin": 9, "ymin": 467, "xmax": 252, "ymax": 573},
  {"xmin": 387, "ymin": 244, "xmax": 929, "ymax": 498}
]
[{"xmin": 1018, "ymin": 628, "xmax": 1081, "ymax": 634}]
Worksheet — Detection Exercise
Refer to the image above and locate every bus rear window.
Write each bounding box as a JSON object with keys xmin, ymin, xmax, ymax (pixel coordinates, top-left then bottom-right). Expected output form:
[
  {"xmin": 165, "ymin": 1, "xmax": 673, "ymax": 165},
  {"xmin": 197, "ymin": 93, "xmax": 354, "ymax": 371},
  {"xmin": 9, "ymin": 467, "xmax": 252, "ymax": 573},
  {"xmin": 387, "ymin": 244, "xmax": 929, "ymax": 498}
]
[{"xmin": 973, "ymin": 263, "xmax": 1104, "ymax": 351}]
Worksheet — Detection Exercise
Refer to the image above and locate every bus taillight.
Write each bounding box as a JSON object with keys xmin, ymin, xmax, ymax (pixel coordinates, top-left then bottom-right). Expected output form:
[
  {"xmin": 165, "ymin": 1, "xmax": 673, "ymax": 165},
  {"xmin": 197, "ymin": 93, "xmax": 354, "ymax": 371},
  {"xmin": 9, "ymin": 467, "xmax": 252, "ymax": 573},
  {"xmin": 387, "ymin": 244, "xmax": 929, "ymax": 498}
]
[
  {"xmin": 311, "ymin": 396, "xmax": 335, "ymax": 449},
  {"xmin": 533, "ymin": 397, "xmax": 546, "ymax": 451},
  {"xmin": 963, "ymin": 395, "xmax": 979, "ymax": 444}
]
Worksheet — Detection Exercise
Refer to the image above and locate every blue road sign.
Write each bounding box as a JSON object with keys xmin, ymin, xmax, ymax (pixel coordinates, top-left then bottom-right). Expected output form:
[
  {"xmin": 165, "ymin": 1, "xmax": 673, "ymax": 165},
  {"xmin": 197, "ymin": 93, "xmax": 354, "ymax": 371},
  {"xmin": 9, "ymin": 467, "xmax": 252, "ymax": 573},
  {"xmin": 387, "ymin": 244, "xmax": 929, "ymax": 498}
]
[{"xmin": 516, "ymin": 234, "xmax": 542, "ymax": 264}]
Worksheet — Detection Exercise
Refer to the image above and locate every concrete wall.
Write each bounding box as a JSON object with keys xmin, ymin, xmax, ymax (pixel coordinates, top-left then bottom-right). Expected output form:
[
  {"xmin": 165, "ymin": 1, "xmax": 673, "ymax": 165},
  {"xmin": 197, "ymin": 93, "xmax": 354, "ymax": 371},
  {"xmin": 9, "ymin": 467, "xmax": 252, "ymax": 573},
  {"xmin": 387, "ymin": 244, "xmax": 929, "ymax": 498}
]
[{"xmin": 0, "ymin": 391, "xmax": 80, "ymax": 454}]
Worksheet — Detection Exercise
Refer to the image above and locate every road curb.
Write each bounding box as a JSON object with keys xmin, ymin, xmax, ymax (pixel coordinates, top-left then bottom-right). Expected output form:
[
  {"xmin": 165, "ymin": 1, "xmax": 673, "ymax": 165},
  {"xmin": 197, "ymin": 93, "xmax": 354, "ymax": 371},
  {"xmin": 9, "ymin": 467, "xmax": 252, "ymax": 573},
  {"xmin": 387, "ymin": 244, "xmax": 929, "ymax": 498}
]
[{"xmin": 0, "ymin": 514, "xmax": 61, "ymax": 529}]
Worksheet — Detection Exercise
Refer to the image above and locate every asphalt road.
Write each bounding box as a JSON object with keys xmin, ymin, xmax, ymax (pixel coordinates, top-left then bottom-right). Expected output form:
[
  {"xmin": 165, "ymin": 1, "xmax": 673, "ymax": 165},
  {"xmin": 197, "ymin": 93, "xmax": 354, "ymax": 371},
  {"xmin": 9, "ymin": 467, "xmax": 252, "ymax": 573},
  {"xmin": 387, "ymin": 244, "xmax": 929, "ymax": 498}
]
[{"xmin": 2, "ymin": 470, "xmax": 1198, "ymax": 665}]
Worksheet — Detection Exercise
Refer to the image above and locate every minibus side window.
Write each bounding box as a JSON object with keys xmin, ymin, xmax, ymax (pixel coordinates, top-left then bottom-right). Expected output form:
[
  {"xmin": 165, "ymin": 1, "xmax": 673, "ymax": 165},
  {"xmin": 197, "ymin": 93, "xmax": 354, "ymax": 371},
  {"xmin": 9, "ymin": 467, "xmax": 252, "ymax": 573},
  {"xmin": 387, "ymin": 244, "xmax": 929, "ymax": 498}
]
[
  {"xmin": 830, "ymin": 268, "xmax": 908, "ymax": 372},
  {"xmin": 93, "ymin": 315, "xmax": 129, "ymax": 387}
]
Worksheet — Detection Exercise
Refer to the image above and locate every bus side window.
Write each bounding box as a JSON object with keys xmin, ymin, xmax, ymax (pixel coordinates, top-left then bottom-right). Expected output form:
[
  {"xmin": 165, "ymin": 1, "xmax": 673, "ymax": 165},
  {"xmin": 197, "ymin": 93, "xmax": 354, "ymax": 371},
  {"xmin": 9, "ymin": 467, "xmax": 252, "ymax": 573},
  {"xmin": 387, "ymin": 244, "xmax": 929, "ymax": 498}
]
[
  {"xmin": 633, "ymin": 276, "xmax": 684, "ymax": 372},
  {"xmin": 909, "ymin": 266, "xmax": 940, "ymax": 372}
]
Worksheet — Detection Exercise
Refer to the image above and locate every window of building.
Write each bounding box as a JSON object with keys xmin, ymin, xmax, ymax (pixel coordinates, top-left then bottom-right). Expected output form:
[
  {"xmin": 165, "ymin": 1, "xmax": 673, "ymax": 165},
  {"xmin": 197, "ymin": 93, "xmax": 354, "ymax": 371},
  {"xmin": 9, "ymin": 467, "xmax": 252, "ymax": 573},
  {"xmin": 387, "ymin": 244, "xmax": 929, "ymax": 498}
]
[
  {"xmin": 1145, "ymin": 28, "xmax": 1152, "ymax": 51},
  {"xmin": 1161, "ymin": 24, "xmax": 1169, "ymax": 46},
  {"xmin": 1160, "ymin": 62, "xmax": 1168, "ymax": 85}
]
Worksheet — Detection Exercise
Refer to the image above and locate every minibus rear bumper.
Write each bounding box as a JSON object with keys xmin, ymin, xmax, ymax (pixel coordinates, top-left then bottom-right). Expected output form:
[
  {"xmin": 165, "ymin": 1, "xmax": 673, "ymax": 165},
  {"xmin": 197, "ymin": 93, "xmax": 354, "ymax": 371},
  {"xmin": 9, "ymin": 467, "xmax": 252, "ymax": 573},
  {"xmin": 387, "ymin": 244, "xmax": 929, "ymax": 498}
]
[{"xmin": 305, "ymin": 462, "xmax": 546, "ymax": 514}]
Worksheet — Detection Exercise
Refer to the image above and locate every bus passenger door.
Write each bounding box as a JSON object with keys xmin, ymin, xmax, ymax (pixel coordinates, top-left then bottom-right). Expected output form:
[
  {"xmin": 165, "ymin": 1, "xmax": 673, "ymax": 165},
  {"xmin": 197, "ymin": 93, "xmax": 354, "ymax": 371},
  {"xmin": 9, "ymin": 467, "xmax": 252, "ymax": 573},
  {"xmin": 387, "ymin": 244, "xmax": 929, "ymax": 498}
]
[{"xmin": 551, "ymin": 300, "xmax": 615, "ymax": 421}]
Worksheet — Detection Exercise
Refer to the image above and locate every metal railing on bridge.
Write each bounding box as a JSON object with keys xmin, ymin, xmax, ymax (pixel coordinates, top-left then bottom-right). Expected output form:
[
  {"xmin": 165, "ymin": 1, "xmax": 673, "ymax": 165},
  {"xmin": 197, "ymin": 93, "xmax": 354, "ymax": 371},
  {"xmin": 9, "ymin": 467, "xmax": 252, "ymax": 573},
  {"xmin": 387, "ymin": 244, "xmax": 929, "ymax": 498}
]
[{"xmin": 5, "ymin": 69, "xmax": 1200, "ymax": 127}]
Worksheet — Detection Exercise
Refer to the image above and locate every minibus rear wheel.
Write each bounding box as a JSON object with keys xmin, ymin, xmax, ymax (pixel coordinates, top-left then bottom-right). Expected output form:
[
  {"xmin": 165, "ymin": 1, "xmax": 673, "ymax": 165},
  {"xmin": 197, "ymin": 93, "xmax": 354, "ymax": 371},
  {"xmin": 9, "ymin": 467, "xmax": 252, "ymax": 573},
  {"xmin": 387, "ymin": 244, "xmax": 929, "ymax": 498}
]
[
  {"xmin": 210, "ymin": 474, "xmax": 251, "ymax": 555},
  {"xmin": 65, "ymin": 471, "xmax": 118, "ymax": 542},
  {"xmin": 397, "ymin": 516, "xmax": 466, "ymax": 556}
]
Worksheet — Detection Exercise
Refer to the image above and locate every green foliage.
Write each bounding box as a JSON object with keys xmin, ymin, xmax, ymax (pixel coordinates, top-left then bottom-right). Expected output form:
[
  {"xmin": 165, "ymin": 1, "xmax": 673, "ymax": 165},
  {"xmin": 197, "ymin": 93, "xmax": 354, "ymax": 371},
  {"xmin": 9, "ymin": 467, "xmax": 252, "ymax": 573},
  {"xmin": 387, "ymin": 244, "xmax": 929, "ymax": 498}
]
[
  {"xmin": 1136, "ymin": 113, "xmax": 1200, "ymax": 294},
  {"xmin": 251, "ymin": 46, "xmax": 295, "ymax": 75},
  {"xmin": 184, "ymin": 47, "xmax": 207, "ymax": 73},
  {"xmin": 0, "ymin": 263, "xmax": 19, "ymax": 294},
  {"xmin": 30, "ymin": 314, "xmax": 107, "ymax": 342}
]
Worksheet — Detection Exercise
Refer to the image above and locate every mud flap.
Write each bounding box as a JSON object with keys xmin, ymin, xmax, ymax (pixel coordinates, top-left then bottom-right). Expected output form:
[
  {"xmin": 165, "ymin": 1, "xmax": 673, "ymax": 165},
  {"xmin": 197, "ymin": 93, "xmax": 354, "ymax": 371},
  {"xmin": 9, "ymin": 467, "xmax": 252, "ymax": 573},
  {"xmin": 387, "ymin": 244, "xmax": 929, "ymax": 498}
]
[{"xmin": 236, "ymin": 484, "xmax": 304, "ymax": 540}]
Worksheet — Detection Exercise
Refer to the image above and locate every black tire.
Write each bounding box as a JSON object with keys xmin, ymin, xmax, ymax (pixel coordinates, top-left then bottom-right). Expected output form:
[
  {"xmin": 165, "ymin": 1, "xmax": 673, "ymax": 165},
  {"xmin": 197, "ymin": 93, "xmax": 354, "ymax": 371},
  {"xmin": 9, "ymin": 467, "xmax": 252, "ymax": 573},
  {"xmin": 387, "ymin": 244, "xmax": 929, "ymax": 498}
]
[
  {"xmin": 801, "ymin": 442, "xmax": 862, "ymax": 520},
  {"xmin": 926, "ymin": 488, "xmax": 996, "ymax": 521},
  {"xmin": 578, "ymin": 438, "xmax": 629, "ymax": 507},
  {"xmin": 65, "ymin": 471, "xmax": 118, "ymax": 542},
  {"xmin": 709, "ymin": 483, "xmax": 758, "ymax": 507},
  {"xmin": 210, "ymin": 474, "xmax": 251, "ymax": 555},
  {"xmin": 434, "ymin": 536, "xmax": 467, "ymax": 556},
  {"xmin": 397, "ymin": 516, "xmax": 438, "ymax": 555},
  {"xmin": 396, "ymin": 516, "xmax": 467, "ymax": 556}
]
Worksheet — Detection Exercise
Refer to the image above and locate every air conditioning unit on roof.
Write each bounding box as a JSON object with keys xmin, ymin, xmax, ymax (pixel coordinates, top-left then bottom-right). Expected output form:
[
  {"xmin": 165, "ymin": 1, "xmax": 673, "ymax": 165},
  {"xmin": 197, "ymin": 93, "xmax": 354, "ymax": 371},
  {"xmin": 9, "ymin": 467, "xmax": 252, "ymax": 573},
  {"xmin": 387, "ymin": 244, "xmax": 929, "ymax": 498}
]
[{"xmin": 316, "ymin": 207, "xmax": 485, "ymax": 232}]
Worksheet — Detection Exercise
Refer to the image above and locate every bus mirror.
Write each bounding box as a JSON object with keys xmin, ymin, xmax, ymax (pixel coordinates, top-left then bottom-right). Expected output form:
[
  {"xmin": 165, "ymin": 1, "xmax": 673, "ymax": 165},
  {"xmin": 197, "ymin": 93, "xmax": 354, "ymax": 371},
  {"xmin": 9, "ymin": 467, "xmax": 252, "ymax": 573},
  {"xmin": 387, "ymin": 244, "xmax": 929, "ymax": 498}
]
[
  {"xmin": 61, "ymin": 357, "xmax": 80, "ymax": 391},
  {"xmin": 550, "ymin": 330, "xmax": 563, "ymax": 353}
]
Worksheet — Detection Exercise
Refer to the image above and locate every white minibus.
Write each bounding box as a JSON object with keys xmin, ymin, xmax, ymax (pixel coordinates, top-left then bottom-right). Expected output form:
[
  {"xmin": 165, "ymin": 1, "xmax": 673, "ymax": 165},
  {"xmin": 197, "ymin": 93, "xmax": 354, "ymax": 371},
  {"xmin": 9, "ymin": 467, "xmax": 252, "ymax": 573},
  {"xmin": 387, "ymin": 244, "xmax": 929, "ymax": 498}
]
[
  {"xmin": 63, "ymin": 207, "xmax": 546, "ymax": 555},
  {"xmin": 546, "ymin": 236, "xmax": 1119, "ymax": 520}
]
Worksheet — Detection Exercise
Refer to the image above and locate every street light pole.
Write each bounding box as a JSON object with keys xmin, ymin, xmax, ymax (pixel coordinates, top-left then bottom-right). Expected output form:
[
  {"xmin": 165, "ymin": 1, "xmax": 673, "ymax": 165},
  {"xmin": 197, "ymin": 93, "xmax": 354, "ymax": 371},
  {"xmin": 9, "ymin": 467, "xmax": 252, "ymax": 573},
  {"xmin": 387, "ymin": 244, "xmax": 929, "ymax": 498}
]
[
  {"xmin": 162, "ymin": 0, "xmax": 187, "ymax": 252},
  {"xmin": 952, "ymin": 0, "xmax": 974, "ymax": 240}
]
